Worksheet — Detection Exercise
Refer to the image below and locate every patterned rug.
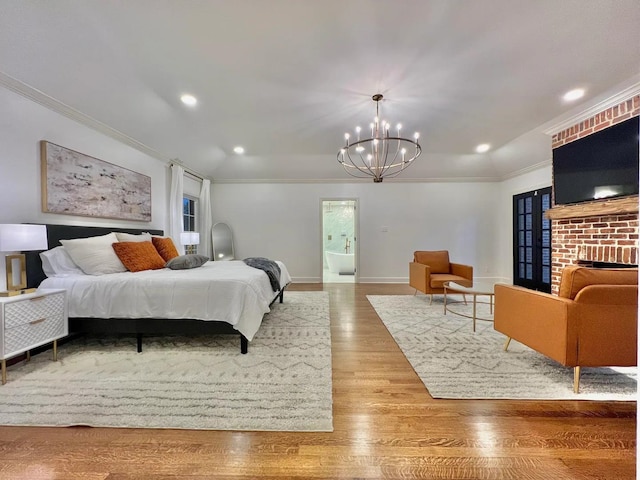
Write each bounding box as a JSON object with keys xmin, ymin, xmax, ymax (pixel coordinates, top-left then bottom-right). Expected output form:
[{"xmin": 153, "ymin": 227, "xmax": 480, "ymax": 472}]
[
  {"xmin": 0, "ymin": 291, "xmax": 332, "ymax": 431},
  {"xmin": 368, "ymin": 295, "xmax": 637, "ymax": 400}
]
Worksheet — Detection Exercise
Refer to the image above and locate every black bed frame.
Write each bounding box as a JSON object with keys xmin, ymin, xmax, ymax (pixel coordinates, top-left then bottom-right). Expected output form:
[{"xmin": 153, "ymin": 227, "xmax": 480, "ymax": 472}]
[{"xmin": 25, "ymin": 224, "xmax": 285, "ymax": 354}]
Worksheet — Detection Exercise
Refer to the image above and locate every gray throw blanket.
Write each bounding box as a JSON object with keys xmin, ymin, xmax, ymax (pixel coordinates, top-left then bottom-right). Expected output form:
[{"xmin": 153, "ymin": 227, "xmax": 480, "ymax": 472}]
[{"xmin": 243, "ymin": 257, "xmax": 281, "ymax": 292}]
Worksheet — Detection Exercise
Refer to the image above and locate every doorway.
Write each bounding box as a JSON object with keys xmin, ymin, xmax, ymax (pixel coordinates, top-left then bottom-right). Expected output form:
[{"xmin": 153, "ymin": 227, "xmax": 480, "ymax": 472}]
[
  {"xmin": 321, "ymin": 199, "xmax": 358, "ymax": 283},
  {"xmin": 513, "ymin": 186, "xmax": 552, "ymax": 292}
]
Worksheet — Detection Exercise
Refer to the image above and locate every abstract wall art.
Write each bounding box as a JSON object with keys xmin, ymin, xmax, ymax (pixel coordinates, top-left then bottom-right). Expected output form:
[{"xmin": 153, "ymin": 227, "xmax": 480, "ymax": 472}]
[{"xmin": 41, "ymin": 141, "xmax": 152, "ymax": 221}]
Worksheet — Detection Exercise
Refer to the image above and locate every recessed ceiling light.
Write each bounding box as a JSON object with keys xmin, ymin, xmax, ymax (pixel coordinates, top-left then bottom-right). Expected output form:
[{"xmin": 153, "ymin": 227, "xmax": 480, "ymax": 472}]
[
  {"xmin": 180, "ymin": 94, "xmax": 197, "ymax": 106},
  {"xmin": 475, "ymin": 143, "xmax": 491, "ymax": 153},
  {"xmin": 233, "ymin": 146, "xmax": 245, "ymax": 154},
  {"xmin": 563, "ymin": 88, "xmax": 585, "ymax": 102}
]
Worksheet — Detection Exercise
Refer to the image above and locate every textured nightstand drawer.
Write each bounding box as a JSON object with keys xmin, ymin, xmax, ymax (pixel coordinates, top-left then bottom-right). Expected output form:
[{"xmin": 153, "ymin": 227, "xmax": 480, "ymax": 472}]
[
  {"xmin": 3, "ymin": 292, "xmax": 65, "ymax": 329},
  {"xmin": 4, "ymin": 314, "xmax": 67, "ymax": 357}
]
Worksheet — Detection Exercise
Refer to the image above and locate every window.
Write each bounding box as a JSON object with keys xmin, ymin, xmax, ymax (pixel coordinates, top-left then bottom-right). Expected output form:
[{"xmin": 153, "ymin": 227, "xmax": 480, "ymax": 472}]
[{"xmin": 182, "ymin": 196, "xmax": 198, "ymax": 254}]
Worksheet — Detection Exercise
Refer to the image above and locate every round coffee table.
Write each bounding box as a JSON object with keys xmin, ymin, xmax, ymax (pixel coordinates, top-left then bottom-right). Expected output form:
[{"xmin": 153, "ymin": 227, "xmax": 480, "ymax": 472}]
[{"xmin": 443, "ymin": 280, "xmax": 505, "ymax": 332}]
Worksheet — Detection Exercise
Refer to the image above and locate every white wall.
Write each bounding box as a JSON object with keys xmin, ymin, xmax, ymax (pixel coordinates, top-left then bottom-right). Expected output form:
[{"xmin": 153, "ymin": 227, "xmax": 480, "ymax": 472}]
[
  {"xmin": 0, "ymin": 82, "xmax": 554, "ymax": 286},
  {"xmin": 0, "ymin": 86, "xmax": 168, "ymax": 228},
  {"xmin": 212, "ymin": 182, "xmax": 499, "ymax": 282},
  {"xmin": 0, "ymin": 86, "xmax": 168, "ymax": 289},
  {"xmin": 496, "ymin": 165, "xmax": 553, "ymax": 282}
]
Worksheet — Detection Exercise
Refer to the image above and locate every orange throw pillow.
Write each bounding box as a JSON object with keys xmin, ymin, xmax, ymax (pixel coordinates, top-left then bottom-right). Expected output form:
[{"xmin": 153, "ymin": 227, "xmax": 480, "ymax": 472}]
[
  {"xmin": 112, "ymin": 241, "xmax": 167, "ymax": 272},
  {"xmin": 151, "ymin": 236, "xmax": 180, "ymax": 262}
]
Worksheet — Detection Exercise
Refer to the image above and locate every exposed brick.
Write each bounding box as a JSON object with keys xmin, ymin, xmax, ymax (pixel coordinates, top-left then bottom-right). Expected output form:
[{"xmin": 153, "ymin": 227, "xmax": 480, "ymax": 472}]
[{"xmin": 623, "ymin": 249, "xmax": 631, "ymax": 263}]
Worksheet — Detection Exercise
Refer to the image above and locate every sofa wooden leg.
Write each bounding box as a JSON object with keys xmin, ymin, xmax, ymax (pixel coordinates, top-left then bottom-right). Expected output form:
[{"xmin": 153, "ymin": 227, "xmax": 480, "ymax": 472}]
[
  {"xmin": 573, "ymin": 366, "xmax": 580, "ymax": 394},
  {"xmin": 503, "ymin": 337, "xmax": 511, "ymax": 351}
]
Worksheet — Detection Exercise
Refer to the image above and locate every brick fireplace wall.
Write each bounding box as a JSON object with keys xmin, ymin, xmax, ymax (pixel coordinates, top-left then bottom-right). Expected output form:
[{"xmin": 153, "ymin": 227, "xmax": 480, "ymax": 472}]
[{"xmin": 549, "ymin": 95, "xmax": 639, "ymax": 294}]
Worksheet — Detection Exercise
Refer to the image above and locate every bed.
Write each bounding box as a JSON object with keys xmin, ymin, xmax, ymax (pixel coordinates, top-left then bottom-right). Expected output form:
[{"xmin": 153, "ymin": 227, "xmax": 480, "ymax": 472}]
[{"xmin": 25, "ymin": 224, "xmax": 291, "ymax": 354}]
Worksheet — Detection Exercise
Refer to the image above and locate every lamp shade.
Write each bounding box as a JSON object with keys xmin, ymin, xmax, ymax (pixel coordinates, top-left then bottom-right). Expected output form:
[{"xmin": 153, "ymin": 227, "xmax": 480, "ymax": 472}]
[
  {"xmin": 179, "ymin": 231, "xmax": 200, "ymax": 246},
  {"xmin": 0, "ymin": 224, "xmax": 48, "ymax": 252}
]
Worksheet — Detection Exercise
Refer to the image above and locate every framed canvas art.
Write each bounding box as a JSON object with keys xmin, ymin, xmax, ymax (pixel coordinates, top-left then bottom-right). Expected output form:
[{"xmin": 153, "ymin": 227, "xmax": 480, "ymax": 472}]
[{"xmin": 41, "ymin": 141, "xmax": 152, "ymax": 222}]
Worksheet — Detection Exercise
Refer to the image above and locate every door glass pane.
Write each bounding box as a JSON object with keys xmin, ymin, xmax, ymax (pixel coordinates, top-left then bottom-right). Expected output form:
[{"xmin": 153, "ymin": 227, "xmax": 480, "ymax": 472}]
[
  {"xmin": 525, "ymin": 214, "xmax": 532, "ymax": 230},
  {"xmin": 518, "ymin": 198, "xmax": 524, "ymax": 214},
  {"xmin": 526, "ymin": 247, "xmax": 532, "ymax": 263},
  {"xmin": 542, "ymin": 230, "xmax": 550, "ymax": 247},
  {"xmin": 519, "ymin": 263, "xmax": 525, "ymax": 278},
  {"xmin": 525, "ymin": 197, "xmax": 532, "ymax": 214},
  {"xmin": 526, "ymin": 264, "xmax": 533, "ymax": 279},
  {"xmin": 525, "ymin": 231, "xmax": 532, "ymax": 247},
  {"xmin": 519, "ymin": 215, "xmax": 524, "ymax": 230},
  {"xmin": 542, "ymin": 266, "xmax": 550, "ymax": 284},
  {"xmin": 542, "ymin": 193, "xmax": 550, "ymax": 210},
  {"xmin": 542, "ymin": 248, "xmax": 550, "ymax": 266},
  {"xmin": 519, "ymin": 231, "xmax": 524, "ymax": 246},
  {"xmin": 519, "ymin": 247, "xmax": 525, "ymax": 261}
]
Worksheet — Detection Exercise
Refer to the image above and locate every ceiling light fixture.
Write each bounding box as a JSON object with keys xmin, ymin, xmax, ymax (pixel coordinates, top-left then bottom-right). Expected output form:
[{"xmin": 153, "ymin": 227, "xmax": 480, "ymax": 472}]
[
  {"xmin": 233, "ymin": 146, "xmax": 245, "ymax": 154},
  {"xmin": 563, "ymin": 88, "xmax": 585, "ymax": 102},
  {"xmin": 338, "ymin": 94, "xmax": 421, "ymax": 183},
  {"xmin": 180, "ymin": 94, "xmax": 197, "ymax": 106},
  {"xmin": 475, "ymin": 143, "xmax": 491, "ymax": 153}
]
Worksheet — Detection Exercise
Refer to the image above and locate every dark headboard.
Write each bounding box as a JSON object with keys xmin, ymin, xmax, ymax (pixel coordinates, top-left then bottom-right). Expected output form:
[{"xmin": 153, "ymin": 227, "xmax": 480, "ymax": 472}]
[{"xmin": 25, "ymin": 224, "xmax": 164, "ymax": 288}]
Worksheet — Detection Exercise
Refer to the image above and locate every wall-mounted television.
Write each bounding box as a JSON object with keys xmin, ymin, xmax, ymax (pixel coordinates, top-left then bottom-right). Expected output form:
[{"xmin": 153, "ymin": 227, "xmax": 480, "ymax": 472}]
[{"xmin": 552, "ymin": 115, "xmax": 639, "ymax": 205}]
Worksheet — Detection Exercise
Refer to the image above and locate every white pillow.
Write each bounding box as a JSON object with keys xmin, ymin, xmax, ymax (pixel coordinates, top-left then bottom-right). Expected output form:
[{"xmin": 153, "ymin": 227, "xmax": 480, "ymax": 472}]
[
  {"xmin": 60, "ymin": 232, "xmax": 126, "ymax": 275},
  {"xmin": 40, "ymin": 246, "xmax": 85, "ymax": 277},
  {"xmin": 115, "ymin": 232, "xmax": 152, "ymax": 242}
]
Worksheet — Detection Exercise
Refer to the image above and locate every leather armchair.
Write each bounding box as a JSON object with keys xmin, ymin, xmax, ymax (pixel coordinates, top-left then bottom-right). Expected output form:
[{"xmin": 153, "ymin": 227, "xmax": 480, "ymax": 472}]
[
  {"xmin": 409, "ymin": 250, "xmax": 473, "ymax": 304},
  {"xmin": 494, "ymin": 266, "xmax": 638, "ymax": 393}
]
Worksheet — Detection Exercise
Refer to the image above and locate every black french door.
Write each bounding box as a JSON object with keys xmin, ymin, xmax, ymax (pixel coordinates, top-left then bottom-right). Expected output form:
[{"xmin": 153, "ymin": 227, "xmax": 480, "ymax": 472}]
[{"xmin": 513, "ymin": 187, "xmax": 552, "ymax": 292}]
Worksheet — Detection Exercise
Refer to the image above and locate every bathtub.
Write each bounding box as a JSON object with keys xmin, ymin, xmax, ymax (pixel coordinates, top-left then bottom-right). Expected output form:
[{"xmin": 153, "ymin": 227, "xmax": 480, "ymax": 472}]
[{"xmin": 326, "ymin": 251, "xmax": 355, "ymax": 274}]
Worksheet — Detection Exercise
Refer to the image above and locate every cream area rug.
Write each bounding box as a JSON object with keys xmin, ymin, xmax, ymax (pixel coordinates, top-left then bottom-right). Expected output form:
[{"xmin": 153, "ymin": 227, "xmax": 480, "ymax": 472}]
[
  {"xmin": 0, "ymin": 291, "xmax": 332, "ymax": 431},
  {"xmin": 368, "ymin": 295, "xmax": 637, "ymax": 400}
]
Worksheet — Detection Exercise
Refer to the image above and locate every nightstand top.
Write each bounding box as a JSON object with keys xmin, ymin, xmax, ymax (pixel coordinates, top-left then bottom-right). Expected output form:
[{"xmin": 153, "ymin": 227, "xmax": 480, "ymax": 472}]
[{"xmin": 0, "ymin": 288, "xmax": 65, "ymax": 304}]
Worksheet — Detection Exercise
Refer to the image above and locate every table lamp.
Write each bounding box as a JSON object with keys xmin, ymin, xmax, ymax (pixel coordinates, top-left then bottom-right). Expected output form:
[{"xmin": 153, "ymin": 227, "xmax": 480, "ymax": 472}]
[
  {"xmin": 180, "ymin": 231, "xmax": 200, "ymax": 255},
  {"xmin": 0, "ymin": 224, "xmax": 48, "ymax": 296}
]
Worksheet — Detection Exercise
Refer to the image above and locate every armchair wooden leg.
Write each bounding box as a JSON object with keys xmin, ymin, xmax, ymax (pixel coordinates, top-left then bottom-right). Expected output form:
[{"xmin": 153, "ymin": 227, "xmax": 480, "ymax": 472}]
[
  {"xmin": 573, "ymin": 366, "xmax": 580, "ymax": 394},
  {"xmin": 463, "ymin": 293, "xmax": 467, "ymax": 305},
  {"xmin": 503, "ymin": 337, "xmax": 511, "ymax": 351},
  {"xmin": 429, "ymin": 294, "xmax": 433, "ymax": 305},
  {"xmin": 414, "ymin": 288, "xmax": 418, "ymax": 296}
]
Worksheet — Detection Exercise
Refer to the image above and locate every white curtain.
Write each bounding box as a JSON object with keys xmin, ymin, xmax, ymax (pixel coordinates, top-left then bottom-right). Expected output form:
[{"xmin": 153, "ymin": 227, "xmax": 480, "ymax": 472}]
[
  {"xmin": 198, "ymin": 178, "xmax": 212, "ymax": 259},
  {"xmin": 169, "ymin": 164, "xmax": 185, "ymax": 255}
]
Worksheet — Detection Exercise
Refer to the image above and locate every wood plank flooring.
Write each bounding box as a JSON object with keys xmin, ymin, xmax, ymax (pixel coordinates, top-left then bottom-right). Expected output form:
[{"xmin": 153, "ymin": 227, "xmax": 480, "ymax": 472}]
[{"xmin": 0, "ymin": 283, "xmax": 635, "ymax": 479}]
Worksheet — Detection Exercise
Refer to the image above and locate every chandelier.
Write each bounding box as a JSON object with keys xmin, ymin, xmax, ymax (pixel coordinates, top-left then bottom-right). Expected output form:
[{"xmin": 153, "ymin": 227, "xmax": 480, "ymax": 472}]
[{"xmin": 338, "ymin": 94, "xmax": 421, "ymax": 182}]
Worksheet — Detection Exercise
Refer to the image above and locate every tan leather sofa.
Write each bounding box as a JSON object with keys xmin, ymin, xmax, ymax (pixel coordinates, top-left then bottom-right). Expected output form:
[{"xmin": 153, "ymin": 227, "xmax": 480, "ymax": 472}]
[
  {"xmin": 494, "ymin": 266, "xmax": 638, "ymax": 393},
  {"xmin": 409, "ymin": 250, "xmax": 473, "ymax": 304}
]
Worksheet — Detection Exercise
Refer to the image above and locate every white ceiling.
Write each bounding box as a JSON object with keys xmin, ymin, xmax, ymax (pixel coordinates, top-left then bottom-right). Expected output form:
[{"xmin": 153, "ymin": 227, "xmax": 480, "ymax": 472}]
[{"xmin": 1, "ymin": 1, "xmax": 639, "ymax": 182}]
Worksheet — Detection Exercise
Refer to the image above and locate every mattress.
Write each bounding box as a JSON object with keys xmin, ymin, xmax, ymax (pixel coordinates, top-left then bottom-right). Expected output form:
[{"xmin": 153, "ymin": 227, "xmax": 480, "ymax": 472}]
[{"xmin": 39, "ymin": 260, "xmax": 292, "ymax": 341}]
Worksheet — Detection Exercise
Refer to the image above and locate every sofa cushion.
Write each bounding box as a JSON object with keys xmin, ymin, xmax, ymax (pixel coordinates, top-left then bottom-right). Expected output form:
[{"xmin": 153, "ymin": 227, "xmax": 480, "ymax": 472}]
[
  {"xmin": 414, "ymin": 250, "xmax": 450, "ymax": 274},
  {"xmin": 558, "ymin": 266, "xmax": 638, "ymax": 300},
  {"xmin": 430, "ymin": 274, "xmax": 470, "ymax": 289}
]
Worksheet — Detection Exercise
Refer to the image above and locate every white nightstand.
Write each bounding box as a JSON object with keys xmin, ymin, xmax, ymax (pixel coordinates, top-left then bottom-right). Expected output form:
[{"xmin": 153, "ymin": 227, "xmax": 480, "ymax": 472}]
[{"xmin": 0, "ymin": 288, "xmax": 68, "ymax": 384}]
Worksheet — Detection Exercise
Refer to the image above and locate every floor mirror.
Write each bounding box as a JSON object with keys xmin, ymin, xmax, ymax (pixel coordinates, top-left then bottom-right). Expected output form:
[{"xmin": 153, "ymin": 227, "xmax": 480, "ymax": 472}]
[{"xmin": 211, "ymin": 222, "xmax": 235, "ymax": 261}]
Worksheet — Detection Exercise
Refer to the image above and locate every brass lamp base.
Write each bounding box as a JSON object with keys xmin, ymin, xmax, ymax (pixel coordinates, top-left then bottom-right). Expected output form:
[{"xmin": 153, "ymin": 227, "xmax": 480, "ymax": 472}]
[
  {"xmin": 4, "ymin": 253, "xmax": 29, "ymax": 296},
  {"xmin": 0, "ymin": 288, "xmax": 37, "ymax": 297}
]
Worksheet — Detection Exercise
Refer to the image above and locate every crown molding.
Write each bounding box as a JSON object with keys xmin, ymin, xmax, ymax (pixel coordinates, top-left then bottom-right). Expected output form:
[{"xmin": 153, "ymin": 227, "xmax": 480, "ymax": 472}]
[
  {"xmin": 543, "ymin": 81, "xmax": 640, "ymax": 135},
  {"xmin": 0, "ymin": 71, "xmax": 171, "ymax": 162},
  {"xmin": 211, "ymin": 175, "xmax": 502, "ymax": 184},
  {"xmin": 499, "ymin": 159, "xmax": 552, "ymax": 181}
]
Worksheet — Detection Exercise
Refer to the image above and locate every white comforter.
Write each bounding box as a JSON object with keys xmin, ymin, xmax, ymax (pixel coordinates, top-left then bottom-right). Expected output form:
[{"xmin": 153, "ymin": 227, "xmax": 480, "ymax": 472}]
[{"xmin": 39, "ymin": 260, "xmax": 292, "ymax": 341}]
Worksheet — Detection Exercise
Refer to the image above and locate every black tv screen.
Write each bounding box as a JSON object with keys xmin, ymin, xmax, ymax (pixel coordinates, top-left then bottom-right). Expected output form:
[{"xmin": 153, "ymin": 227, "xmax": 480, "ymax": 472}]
[{"xmin": 552, "ymin": 115, "xmax": 639, "ymax": 205}]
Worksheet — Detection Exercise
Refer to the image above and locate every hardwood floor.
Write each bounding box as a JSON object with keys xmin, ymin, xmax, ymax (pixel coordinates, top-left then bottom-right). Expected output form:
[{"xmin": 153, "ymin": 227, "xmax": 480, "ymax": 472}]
[{"xmin": 0, "ymin": 283, "xmax": 635, "ymax": 480}]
